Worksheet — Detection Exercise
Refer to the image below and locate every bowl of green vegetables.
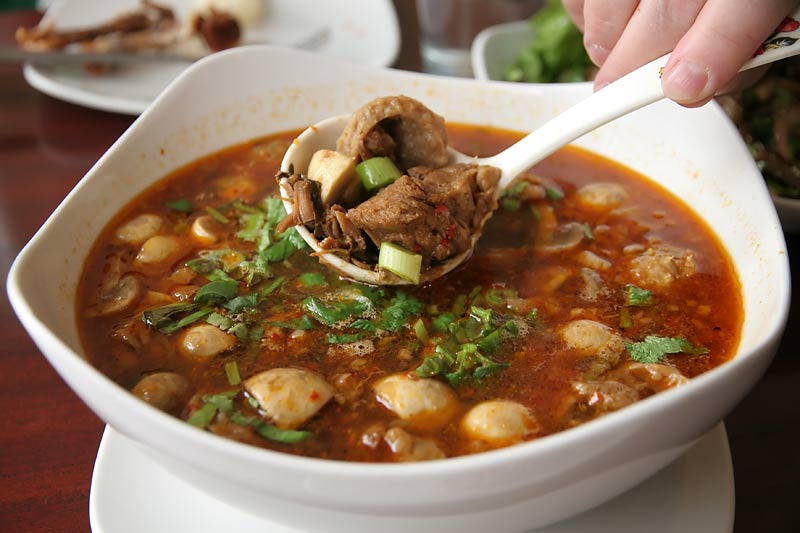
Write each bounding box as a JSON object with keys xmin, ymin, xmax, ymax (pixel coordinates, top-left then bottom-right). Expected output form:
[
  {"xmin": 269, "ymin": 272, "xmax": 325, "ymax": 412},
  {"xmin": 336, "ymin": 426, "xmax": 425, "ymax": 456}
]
[
  {"xmin": 471, "ymin": 0, "xmax": 593, "ymax": 83},
  {"xmin": 472, "ymin": 1, "xmax": 800, "ymax": 233}
]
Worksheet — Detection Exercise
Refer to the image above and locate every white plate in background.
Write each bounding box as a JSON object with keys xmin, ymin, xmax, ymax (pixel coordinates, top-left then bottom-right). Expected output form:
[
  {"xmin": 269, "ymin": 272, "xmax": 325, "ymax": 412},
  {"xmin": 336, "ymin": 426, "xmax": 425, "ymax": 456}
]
[
  {"xmin": 89, "ymin": 424, "xmax": 734, "ymax": 533},
  {"xmin": 23, "ymin": 0, "xmax": 400, "ymax": 115}
]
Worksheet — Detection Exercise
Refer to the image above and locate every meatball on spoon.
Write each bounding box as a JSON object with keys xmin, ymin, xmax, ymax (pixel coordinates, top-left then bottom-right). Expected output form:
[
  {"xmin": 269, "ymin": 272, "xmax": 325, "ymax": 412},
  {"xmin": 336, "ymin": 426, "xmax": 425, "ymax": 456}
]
[{"xmin": 279, "ymin": 40, "xmax": 800, "ymax": 286}]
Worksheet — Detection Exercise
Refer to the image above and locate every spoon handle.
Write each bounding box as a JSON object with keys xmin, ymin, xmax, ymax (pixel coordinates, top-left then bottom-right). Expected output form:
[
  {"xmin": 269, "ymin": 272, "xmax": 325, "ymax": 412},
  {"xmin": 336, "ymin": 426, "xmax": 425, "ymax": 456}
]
[{"xmin": 490, "ymin": 6, "xmax": 800, "ymax": 188}]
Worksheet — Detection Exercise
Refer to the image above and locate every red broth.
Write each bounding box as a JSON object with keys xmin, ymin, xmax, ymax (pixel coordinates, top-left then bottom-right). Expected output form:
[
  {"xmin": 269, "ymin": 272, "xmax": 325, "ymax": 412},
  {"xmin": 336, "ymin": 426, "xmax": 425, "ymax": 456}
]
[{"xmin": 76, "ymin": 125, "xmax": 742, "ymax": 461}]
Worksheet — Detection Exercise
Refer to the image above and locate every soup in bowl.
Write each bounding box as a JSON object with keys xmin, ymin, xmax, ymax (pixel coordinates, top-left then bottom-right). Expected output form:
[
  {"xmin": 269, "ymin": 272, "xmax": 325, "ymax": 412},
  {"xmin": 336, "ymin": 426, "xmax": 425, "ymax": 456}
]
[{"xmin": 7, "ymin": 47, "xmax": 789, "ymax": 531}]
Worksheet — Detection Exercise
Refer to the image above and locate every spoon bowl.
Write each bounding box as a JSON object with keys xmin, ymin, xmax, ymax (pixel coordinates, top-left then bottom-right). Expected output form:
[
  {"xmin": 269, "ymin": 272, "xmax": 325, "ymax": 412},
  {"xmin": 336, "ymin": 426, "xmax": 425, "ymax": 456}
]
[{"xmin": 280, "ymin": 9, "xmax": 800, "ymax": 285}]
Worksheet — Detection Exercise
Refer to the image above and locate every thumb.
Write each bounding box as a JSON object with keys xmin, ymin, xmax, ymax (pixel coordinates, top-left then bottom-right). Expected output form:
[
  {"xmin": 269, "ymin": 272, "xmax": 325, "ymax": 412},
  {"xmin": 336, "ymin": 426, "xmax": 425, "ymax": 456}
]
[{"xmin": 661, "ymin": 0, "xmax": 797, "ymax": 107}]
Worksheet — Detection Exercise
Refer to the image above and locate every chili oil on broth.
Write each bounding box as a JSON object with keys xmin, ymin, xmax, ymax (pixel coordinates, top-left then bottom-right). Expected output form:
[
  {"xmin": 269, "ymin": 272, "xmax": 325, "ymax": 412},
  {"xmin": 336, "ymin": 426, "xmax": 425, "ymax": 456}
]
[{"xmin": 76, "ymin": 124, "xmax": 742, "ymax": 462}]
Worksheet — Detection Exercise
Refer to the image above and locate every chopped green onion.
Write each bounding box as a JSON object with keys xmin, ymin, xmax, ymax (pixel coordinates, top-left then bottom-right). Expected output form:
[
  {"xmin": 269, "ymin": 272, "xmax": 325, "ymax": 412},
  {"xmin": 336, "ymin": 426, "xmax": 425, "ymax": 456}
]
[
  {"xmin": 166, "ymin": 199, "xmax": 193, "ymax": 213},
  {"xmin": 205, "ymin": 206, "xmax": 230, "ymax": 224},
  {"xmin": 355, "ymin": 157, "xmax": 402, "ymax": 190},
  {"xmin": 326, "ymin": 332, "xmax": 363, "ymax": 344},
  {"xmin": 378, "ymin": 242, "xmax": 422, "ymax": 284},
  {"xmin": 207, "ymin": 312, "xmax": 233, "ymax": 331},
  {"xmin": 619, "ymin": 307, "xmax": 632, "ymax": 329},
  {"xmin": 413, "ymin": 318, "xmax": 429, "ymax": 342},
  {"xmin": 260, "ymin": 275, "xmax": 286, "ymax": 296},
  {"xmin": 298, "ymin": 272, "xmax": 326, "ymax": 287},
  {"xmin": 224, "ymin": 361, "xmax": 241, "ymax": 385},
  {"xmin": 544, "ymin": 186, "xmax": 564, "ymax": 200},
  {"xmin": 270, "ymin": 315, "xmax": 316, "ymax": 330}
]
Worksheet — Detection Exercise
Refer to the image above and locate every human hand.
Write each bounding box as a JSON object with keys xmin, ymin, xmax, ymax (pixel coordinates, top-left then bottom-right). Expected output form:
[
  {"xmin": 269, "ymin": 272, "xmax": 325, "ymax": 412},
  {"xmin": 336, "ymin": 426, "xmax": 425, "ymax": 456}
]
[{"xmin": 562, "ymin": 0, "xmax": 800, "ymax": 107}]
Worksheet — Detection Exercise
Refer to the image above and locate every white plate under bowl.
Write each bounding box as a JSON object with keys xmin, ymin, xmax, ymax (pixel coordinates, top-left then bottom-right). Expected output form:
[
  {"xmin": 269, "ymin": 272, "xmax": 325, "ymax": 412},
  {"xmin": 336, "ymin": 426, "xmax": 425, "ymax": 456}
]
[
  {"xmin": 89, "ymin": 424, "xmax": 734, "ymax": 533},
  {"xmin": 23, "ymin": 0, "xmax": 400, "ymax": 115}
]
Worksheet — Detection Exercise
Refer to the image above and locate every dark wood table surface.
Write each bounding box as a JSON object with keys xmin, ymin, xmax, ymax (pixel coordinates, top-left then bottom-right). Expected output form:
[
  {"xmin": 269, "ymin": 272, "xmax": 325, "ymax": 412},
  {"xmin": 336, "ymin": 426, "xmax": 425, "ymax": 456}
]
[{"xmin": 1, "ymin": 4, "xmax": 798, "ymax": 532}]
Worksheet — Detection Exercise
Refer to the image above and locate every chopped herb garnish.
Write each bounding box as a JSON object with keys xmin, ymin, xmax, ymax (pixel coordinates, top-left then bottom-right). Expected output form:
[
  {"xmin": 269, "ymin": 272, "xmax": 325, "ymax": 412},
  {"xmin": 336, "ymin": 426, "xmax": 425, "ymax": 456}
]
[
  {"xmin": 205, "ymin": 206, "xmax": 230, "ymax": 224},
  {"xmin": 349, "ymin": 318, "xmax": 377, "ymax": 332},
  {"xmin": 413, "ymin": 318, "xmax": 429, "ymax": 342},
  {"xmin": 195, "ymin": 279, "xmax": 239, "ymax": 305},
  {"xmin": 302, "ymin": 296, "xmax": 370, "ymax": 326},
  {"xmin": 187, "ymin": 390, "xmax": 239, "ymax": 428},
  {"xmin": 544, "ymin": 186, "xmax": 565, "ymax": 200},
  {"xmin": 166, "ymin": 198, "xmax": 193, "ymax": 213},
  {"xmin": 270, "ymin": 315, "xmax": 316, "ymax": 330},
  {"xmin": 223, "ymin": 292, "xmax": 260, "ymax": 312},
  {"xmin": 432, "ymin": 312, "xmax": 456, "ymax": 333},
  {"xmin": 326, "ymin": 332, "xmax": 364, "ymax": 344},
  {"xmin": 625, "ymin": 335, "xmax": 708, "ymax": 364},
  {"xmin": 582, "ymin": 223, "xmax": 595, "ymax": 239},
  {"xmin": 142, "ymin": 301, "xmax": 207, "ymax": 334},
  {"xmin": 626, "ymin": 285, "xmax": 652, "ymax": 307},
  {"xmin": 298, "ymin": 272, "xmax": 326, "ymax": 287},
  {"xmin": 619, "ymin": 307, "xmax": 632, "ymax": 329},
  {"xmin": 224, "ymin": 361, "xmax": 241, "ymax": 385},
  {"xmin": 260, "ymin": 275, "xmax": 286, "ymax": 296},
  {"xmin": 382, "ymin": 291, "xmax": 424, "ymax": 332}
]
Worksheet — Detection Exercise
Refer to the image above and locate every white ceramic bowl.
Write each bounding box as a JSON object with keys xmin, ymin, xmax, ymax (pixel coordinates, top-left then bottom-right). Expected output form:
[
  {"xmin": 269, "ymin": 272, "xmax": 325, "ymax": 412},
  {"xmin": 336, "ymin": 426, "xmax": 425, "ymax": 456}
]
[
  {"xmin": 471, "ymin": 20, "xmax": 800, "ymax": 234},
  {"xmin": 7, "ymin": 46, "xmax": 790, "ymax": 532}
]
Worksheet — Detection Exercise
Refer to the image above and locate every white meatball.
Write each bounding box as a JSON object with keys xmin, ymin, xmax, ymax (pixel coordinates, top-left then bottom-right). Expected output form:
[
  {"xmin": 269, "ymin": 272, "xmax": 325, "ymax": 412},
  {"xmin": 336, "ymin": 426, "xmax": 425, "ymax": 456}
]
[
  {"xmin": 180, "ymin": 324, "xmax": 236, "ymax": 359},
  {"xmin": 132, "ymin": 372, "xmax": 190, "ymax": 412},
  {"xmin": 136, "ymin": 235, "xmax": 183, "ymax": 266},
  {"xmin": 115, "ymin": 214, "xmax": 163, "ymax": 245},
  {"xmin": 373, "ymin": 373, "xmax": 459, "ymax": 430},
  {"xmin": 561, "ymin": 320, "xmax": 624, "ymax": 358},
  {"xmin": 560, "ymin": 320, "xmax": 625, "ymax": 379},
  {"xmin": 383, "ymin": 427, "xmax": 446, "ymax": 462},
  {"xmin": 244, "ymin": 368, "xmax": 334, "ymax": 429},
  {"xmin": 629, "ymin": 245, "xmax": 696, "ymax": 288},
  {"xmin": 461, "ymin": 400, "xmax": 538, "ymax": 447},
  {"xmin": 575, "ymin": 182, "xmax": 628, "ymax": 210}
]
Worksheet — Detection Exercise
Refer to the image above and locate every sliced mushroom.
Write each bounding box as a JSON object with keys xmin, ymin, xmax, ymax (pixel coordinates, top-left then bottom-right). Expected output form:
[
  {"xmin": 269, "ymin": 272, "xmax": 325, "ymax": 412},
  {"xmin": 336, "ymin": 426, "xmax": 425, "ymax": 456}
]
[
  {"xmin": 244, "ymin": 368, "xmax": 334, "ymax": 429},
  {"xmin": 373, "ymin": 373, "xmax": 459, "ymax": 430},
  {"xmin": 90, "ymin": 275, "xmax": 143, "ymax": 317},
  {"xmin": 190, "ymin": 215, "xmax": 222, "ymax": 244},
  {"xmin": 461, "ymin": 400, "xmax": 539, "ymax": 448},
  {"xmin": 561, "ymin": 380, "xmax": 639, "ymax": 425},
  {"xmin": 307, "ymin": 149, "xmax": 361, "ymax": 206},
  {"xmin": 180, "ymin": 324, "xmax": 236, "ymax": 359},
  {"xmin": 115, "ymin": 214, "xmax": 163, "ymax": 245},
  {"xmin": 535, "ymin": 222, "xmax": 586, "ymax": 253},
  {"xmin": 132, "ymin": 371, "xmax": 190, "ymax": 412},
  {"xmin": 575, "ymin": 182, "xmax": 628, "ymax": 210}
]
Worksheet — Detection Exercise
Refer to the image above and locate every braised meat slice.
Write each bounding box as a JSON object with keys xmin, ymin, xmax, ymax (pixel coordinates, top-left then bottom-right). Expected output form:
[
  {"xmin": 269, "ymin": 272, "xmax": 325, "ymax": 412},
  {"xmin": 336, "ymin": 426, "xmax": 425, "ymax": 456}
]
[
  {"xmin": 336, "ymin": 95, "xmax": 450, "ymax": 170},
  {"xmin": 345, "ymin": 164, "xmax": 501, "ymax": 263}
]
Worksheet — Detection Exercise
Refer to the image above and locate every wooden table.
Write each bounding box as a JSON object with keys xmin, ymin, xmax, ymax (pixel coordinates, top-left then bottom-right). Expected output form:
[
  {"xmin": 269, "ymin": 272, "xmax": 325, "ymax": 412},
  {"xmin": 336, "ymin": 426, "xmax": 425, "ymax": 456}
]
[{"xmin": 0, "ymin": 4, "xmax": 798, "ymax": 532}]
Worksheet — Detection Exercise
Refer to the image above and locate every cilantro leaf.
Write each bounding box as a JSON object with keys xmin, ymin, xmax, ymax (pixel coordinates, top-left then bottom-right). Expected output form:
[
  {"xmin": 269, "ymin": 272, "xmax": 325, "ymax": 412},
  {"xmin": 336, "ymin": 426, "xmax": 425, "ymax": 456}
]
[
  {"xmin": 626, "ymin": 285, "xmax": 652, "ymax": 307},
  {"xmin": 625, "ymin": 335, "xmax": 708, "ymax": 364}
]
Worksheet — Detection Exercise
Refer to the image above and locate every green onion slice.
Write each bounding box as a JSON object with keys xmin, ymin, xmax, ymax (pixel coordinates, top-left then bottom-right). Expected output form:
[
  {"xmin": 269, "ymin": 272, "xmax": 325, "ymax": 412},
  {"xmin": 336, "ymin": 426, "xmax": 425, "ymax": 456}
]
[
  {"xmin": 378, "ymin": 242, "xmax": 422, "ymax": 284},
  {"xmin": 355, "ymin": 157, "xmax": 402, "ymax": 190}
]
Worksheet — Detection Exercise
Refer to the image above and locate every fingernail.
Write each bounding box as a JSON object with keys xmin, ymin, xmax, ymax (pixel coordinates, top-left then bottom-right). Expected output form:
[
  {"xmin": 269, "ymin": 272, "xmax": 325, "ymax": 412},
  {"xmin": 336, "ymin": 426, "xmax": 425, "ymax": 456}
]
[
  {"xmin": 662, "ymin": 60, "xmax": 711, "ymax": 103},
  {"xmin": 586, "ymin": 43, "xmax": 609, "ymax": 66}
]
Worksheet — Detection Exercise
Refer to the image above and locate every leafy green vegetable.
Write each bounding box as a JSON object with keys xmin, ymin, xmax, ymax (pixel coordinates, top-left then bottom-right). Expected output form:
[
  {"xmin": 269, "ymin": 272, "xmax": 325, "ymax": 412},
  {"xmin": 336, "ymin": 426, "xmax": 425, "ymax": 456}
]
[
  {"xmin": 626, "ymin": 285, "xmax": 652, "ymax": 307},
  {"xmin": 382, "ymin": 291, "xmax": 424, "ymax": 331},
  {"xmin": 270, "ymin": 315, "xmax": 316, "ymax": 330},
  {"xmin": 298, "ymin": 272, "xmax": 326, "ymax": 287},
  {"xmin": 326, "ymin": 332, "xmax": 364, "ymax": 344},
  {"xmin": 187, "ymin": 390, "xmax": 239, "ymax": 428},
  {"xmin": 302, "ymin": 296, "xmax": 370, "ymax": 326},
  {"xmin": 504, "ymin": 0, "xmax": 592, "ymax": 84},
  {"xmin": 625, "ymin": 335, "xmax": 708, "ymax": 364},
  {"xmin": 195, "ymin": 279, "xmax": 239, "ymax": 304},
  {"xmin": 223, "ymin": 292, "xmax": 260, "ymax": 312},
  {"xmin": 166, "ymin": 198, "xmax": 193, "ymax": 213},
  {"xmin": 142, "ymin": 302, "xmax": 204, "ymax": 334}
]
